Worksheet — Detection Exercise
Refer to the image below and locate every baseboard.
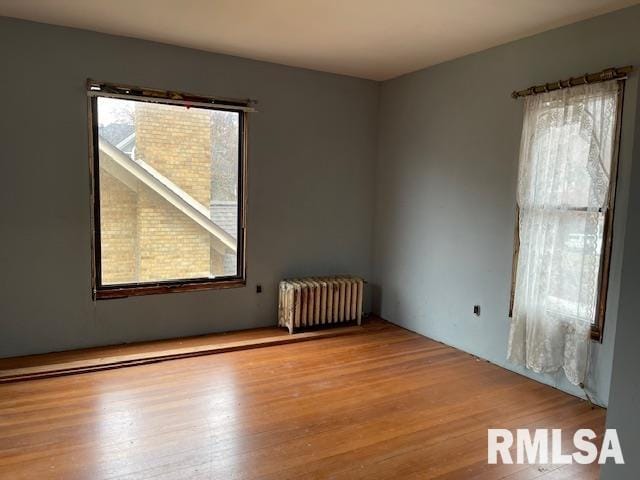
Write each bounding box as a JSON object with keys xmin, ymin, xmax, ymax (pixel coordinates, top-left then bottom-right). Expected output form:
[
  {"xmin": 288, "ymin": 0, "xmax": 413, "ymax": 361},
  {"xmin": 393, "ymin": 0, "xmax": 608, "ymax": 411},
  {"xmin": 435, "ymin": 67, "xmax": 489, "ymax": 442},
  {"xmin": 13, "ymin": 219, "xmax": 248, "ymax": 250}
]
[{"xmin": 0, "ymin": 323, "xmax": 365, "ymax": 383}]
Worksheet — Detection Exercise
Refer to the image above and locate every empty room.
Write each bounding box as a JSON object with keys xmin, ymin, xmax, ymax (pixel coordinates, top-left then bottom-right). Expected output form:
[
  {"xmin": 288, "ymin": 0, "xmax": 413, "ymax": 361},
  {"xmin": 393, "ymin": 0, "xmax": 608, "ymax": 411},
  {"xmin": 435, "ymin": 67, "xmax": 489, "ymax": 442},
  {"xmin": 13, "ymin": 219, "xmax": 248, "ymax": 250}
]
[{"xmin": 1, "ymin": 1, "xmax": 640, "ymax": 479}]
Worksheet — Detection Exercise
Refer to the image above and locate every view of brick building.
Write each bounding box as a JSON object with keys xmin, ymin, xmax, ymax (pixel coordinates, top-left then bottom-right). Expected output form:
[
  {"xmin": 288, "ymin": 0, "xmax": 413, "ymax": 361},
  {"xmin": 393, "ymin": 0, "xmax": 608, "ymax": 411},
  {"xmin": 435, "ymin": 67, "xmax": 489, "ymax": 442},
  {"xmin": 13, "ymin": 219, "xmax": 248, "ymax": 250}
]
[{"xmin": 97, "ymin": 99, "xmax": 239, "ymax": 285}]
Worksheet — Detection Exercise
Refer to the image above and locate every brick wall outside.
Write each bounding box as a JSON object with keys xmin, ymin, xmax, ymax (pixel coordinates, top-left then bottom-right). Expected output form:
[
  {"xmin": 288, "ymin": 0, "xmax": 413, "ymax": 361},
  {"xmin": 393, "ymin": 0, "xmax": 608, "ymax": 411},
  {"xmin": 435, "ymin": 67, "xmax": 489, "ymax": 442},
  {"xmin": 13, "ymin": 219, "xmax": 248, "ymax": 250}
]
[
  {"xmin": 99, "ymin": 171, "xmax": 138, "ymax": 284},
  {"xmin": 135, "ymin": 104, "xmax": 212, "ymax": 206},
  {"xmin": 136, "ymin": 190, "xmax": 212, "ymax": 281},
  {"xmin": 134, "ymin": 103, "xmax": 213, "ymax": 282},
  {"xmin": 99, "ymin": 102, "xmax": 222, "ymax": 284}
]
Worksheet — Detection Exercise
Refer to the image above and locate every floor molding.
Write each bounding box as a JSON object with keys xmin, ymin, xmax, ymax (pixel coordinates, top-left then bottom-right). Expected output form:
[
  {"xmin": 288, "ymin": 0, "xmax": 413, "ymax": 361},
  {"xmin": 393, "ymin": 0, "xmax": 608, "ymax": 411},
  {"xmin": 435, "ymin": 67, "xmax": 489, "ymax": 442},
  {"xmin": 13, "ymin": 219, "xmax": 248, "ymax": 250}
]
[{"xmin": 0, "ymin": 323, "xmax": 366, "ymax": 383}]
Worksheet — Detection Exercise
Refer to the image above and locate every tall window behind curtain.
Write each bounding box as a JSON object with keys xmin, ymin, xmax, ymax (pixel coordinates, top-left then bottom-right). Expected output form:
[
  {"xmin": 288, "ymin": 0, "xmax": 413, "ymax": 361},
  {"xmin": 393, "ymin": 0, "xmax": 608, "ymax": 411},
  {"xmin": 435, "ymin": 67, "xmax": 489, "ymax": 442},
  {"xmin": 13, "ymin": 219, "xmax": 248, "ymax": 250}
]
[{"xmin": 508, "ymin": 80, "xmax": 620, "ymax": 386}]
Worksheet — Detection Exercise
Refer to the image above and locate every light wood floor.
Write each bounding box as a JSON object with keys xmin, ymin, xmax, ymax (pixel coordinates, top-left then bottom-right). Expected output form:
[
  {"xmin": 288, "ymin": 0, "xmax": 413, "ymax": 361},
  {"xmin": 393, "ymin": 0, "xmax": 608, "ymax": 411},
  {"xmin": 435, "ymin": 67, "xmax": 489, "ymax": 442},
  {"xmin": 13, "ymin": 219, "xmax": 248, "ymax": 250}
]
[{"xmin": 0, "ymin": 320, "xmax": 604, "ymax": 479}]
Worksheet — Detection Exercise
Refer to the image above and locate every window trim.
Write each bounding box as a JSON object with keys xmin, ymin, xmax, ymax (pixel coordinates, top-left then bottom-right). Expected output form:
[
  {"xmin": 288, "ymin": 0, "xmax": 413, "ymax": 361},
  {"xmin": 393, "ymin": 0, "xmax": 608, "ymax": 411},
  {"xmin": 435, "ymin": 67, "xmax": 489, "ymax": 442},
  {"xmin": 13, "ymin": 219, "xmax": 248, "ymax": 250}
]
[
  {"xmin": 88, "ymin": 80, "xmax": 249, "ymax": 299},
  {"xmin": 508, "ymin": 79, "xmax": 626, "ymax": 343},
  {"xmin": 592, "ymin": 80, "xmax": 625, "ymax": 342}
]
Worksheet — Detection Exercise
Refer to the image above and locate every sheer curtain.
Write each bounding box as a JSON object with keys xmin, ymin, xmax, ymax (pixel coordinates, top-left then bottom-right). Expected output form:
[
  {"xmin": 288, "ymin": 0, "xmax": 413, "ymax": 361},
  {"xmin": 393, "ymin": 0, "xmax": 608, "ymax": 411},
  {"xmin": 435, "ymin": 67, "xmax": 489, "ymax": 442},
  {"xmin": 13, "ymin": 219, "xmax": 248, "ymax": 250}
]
[{"xmin": 508, "ymin": 80, "xmax": 620, "ymax": 385}]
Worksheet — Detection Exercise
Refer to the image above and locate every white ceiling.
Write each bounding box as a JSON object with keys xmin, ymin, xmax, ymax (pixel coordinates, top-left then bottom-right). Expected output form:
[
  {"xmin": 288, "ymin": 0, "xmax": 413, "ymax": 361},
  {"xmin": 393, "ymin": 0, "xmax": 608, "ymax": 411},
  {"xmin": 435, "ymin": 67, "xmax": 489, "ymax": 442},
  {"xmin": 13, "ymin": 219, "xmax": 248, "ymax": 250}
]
[{"xmin": 0, "ymin": 0, "xmax": 637, "ymax": 80}]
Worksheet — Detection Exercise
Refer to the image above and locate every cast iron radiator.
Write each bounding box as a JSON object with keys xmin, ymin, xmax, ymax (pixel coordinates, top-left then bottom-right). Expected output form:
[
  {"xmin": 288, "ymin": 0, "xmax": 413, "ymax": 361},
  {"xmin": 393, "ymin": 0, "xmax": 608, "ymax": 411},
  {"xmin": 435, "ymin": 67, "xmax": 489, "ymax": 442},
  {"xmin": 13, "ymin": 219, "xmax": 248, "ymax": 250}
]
[{"xmin": 278, "ymin": 276, "xmax": 364, "ymax": 334}]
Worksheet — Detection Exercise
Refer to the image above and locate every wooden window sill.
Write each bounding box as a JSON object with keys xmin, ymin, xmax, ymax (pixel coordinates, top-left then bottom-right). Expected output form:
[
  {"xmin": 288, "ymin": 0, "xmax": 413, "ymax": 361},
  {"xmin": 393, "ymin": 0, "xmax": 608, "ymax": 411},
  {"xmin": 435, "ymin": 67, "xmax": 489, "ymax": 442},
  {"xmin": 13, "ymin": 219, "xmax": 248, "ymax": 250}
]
[{"xmin": 95, "ymin": 278, "xmax": 246, "ymax": 299}]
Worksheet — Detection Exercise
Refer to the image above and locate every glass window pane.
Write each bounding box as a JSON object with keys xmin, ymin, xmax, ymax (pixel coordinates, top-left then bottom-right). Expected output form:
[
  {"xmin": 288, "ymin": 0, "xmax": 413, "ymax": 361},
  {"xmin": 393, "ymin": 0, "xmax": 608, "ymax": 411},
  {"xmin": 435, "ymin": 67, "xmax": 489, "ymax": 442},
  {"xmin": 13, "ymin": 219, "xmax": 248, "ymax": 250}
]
[
  {"xmin": 97, "ymin": 97, "xmax": 240, "ymax": 285},
  {"xmin": 520, "ymin": 209, "xmax": 605, "ymax": 323}
]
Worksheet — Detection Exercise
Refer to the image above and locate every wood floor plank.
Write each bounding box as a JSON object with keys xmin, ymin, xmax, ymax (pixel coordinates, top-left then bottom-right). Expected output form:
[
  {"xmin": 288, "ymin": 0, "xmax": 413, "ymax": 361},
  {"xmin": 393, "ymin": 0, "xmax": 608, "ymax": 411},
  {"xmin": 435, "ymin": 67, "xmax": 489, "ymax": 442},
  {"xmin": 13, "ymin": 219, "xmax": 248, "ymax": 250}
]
[
  {"xmin": 0, "ymin": 324, "xmax": 365, "ymax": 383},
  {"xmin": 0, "ymin": 319, "xmax": 605, "ymax": 479}
]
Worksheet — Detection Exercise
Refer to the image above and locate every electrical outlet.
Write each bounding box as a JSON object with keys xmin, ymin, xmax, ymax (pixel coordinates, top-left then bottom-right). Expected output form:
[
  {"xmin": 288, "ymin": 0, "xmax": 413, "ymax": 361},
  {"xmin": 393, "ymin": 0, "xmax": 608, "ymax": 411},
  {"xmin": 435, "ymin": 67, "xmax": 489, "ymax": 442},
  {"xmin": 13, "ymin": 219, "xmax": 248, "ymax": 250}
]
[
  {"xmin": 473, "ymin": 305, "xmax": 481, "ymax": 316},
  {"xmin": 256, "ymin": 284, "xmax": 262, "ymax": 294}
]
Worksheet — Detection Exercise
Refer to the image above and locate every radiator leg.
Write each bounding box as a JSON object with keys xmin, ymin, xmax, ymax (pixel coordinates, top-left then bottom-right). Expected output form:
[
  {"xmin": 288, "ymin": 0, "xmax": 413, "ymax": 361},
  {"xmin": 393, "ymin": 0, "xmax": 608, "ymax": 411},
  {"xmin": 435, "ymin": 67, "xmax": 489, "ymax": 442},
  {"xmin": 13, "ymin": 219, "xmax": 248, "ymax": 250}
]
[{"xmin": 288, "ymin": 324, "xmax": 294, "ymax": 335}]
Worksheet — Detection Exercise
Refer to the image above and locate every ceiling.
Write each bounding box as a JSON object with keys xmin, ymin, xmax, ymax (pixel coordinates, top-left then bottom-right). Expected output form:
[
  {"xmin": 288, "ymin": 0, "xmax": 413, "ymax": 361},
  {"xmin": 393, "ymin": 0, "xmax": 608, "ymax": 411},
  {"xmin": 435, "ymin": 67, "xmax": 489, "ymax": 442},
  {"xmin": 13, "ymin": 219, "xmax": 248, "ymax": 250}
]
[{"xmin": 0, "ymin": 0, "xmax": 637, "ymax": 80}]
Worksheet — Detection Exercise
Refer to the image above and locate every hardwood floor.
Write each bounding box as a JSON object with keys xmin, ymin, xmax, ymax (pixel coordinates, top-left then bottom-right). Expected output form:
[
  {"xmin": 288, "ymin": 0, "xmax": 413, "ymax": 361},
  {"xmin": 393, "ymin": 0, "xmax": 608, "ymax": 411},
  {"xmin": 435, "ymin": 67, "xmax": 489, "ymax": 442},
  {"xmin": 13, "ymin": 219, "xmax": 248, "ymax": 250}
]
[{"xmin": 0, "ymin": 320, "xmax": 605, "ymax": 479}]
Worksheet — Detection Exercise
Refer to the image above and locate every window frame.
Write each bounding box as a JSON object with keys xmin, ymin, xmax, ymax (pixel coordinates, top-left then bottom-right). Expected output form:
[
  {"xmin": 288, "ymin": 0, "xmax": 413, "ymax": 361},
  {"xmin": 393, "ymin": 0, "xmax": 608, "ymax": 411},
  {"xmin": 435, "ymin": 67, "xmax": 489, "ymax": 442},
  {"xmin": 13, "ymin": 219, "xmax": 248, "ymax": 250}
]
[
  {"xmin": 87, "ymin": 80, "xmax": 249, "ymax": 299},
  {"xmin": 508, "ymin": 79, "xmax": 626, "ymax": 343}
]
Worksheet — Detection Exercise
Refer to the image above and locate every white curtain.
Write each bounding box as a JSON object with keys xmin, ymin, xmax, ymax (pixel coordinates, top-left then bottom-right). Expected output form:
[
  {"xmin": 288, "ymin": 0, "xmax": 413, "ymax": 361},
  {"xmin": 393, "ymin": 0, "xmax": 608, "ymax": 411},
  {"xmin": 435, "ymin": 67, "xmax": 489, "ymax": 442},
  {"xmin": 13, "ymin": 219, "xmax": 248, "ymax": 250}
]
[{"xmin": 508, "ymin": 80, "xmax": 620, "ymax": 385}]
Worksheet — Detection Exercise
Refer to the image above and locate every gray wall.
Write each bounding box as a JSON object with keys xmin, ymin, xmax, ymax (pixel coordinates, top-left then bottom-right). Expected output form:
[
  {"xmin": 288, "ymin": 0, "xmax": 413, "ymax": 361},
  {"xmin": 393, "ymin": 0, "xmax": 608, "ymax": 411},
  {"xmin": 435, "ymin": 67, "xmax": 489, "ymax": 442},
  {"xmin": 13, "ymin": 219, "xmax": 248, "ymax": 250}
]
[
  {"xmin": 0, "ymin": 17, "xmax": 379, "ymax": 358},
  {"xmin": 601, "ymin": 65, "xmax": 640, "ymax": 480},
  {"xmin": 372, "ymin": 5, "xmax": 640, "ymax": 407}
]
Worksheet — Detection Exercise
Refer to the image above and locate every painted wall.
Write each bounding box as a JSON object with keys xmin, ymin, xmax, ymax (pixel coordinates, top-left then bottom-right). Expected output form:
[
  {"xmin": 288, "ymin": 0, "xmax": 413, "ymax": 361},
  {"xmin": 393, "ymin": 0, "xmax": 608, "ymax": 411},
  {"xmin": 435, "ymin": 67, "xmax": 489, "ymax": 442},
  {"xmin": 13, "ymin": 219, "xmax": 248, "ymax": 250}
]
[
  {"xmin": 601, "ymin": 69, "xmax": 640, "ymax": 479},
  {"xmin": 0, "ymin": 17, "xmax": 379, "ymax": 358},
  {"xmin": 372, "ymin": 6, "xmax": 640, "ymax": 406}
]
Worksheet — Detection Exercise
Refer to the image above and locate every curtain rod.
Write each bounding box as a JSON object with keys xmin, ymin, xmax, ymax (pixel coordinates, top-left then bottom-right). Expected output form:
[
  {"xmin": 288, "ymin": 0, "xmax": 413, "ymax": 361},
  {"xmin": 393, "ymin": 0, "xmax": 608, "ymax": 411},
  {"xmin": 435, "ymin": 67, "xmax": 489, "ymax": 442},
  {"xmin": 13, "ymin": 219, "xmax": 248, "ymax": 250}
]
[{"xmin": 511, "ymin": 66, "xmax": 633, "ymax": 99}]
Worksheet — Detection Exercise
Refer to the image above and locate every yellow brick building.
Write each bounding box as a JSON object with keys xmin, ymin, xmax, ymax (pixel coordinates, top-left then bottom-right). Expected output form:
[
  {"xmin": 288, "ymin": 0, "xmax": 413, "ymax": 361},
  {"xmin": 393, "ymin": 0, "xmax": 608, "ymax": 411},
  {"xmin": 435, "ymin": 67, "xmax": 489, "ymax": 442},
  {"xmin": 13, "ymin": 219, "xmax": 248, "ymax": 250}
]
[{"xmin": 98, "ymin": 102, "xmax": 233, "ymax": 285}]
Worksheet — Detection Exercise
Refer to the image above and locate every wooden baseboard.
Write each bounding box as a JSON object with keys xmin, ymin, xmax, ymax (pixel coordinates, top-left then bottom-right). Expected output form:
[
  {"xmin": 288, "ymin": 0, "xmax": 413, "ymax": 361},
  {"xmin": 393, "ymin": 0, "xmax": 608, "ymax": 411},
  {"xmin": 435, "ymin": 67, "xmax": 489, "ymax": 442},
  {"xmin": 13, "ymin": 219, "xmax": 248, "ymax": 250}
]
[{"xmin": 0, "ymin": 324, "xmax": 367, "ymax": 383}]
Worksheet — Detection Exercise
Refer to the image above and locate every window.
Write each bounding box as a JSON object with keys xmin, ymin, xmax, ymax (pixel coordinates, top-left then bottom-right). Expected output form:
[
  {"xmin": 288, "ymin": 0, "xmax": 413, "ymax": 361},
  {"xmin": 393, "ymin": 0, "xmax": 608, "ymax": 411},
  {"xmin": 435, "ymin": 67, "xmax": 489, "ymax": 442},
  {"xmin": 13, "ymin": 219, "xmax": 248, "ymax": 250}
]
[
  {"xmin": 88, "ymin": 81, "xmax": 249, "ymax": 298},
  {"xmin": 509, "ymin": 80, "xmax": 624, "ymax": 345}
]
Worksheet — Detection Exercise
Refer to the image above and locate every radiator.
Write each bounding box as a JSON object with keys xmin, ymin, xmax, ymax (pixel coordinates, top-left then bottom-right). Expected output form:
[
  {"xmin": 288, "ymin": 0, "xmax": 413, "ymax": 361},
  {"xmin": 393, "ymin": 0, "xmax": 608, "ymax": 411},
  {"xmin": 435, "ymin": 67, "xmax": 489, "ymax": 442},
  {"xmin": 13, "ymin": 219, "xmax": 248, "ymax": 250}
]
[{"xmin": 278, "ymin": 276, "xmax": 364, "ymax": 333}]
